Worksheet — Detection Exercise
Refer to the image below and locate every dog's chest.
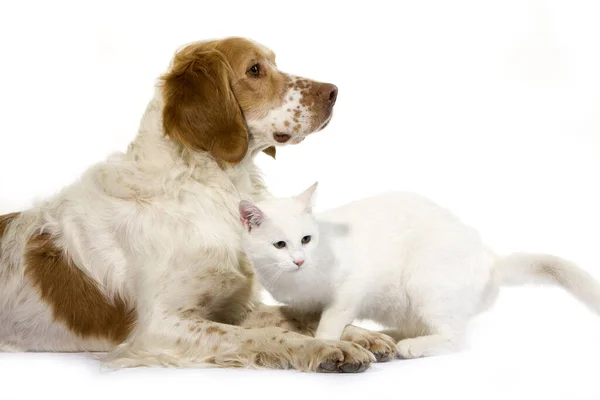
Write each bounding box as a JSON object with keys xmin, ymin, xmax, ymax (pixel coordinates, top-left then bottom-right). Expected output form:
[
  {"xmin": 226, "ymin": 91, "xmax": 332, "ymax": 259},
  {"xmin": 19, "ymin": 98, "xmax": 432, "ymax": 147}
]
[
  {"xmin": 204, "ymin": 267, "xmax": 256, "ymax": 325},
  {"xmin": 135, "ymin": 173, "xmax": 259, "ymax": 324},
  {"xmin": 178, "ymin": 252, "xmax": 257, "ymax": 326}
]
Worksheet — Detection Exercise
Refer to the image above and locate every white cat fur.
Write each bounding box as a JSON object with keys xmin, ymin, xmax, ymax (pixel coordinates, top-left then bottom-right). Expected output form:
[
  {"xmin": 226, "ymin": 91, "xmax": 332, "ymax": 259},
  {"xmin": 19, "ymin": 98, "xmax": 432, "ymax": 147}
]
[{"xmin": 240, "ymin": 184, "xmax": 600, "ymax": 358}]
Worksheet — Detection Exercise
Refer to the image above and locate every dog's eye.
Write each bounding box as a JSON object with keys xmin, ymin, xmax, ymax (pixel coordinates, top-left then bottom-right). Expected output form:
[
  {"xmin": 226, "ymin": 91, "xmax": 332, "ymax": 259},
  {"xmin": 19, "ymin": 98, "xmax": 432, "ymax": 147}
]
[
  {"xmin": 301, "ymin": 235, "xmax": 311, "ymax": 245},
  {"xmin": 247, "ymin": 64, "xmax": 260, "ymax": 76},
  {"xmin": 273, "ymin": 241, "xmax": 286, "ymax": 249}
]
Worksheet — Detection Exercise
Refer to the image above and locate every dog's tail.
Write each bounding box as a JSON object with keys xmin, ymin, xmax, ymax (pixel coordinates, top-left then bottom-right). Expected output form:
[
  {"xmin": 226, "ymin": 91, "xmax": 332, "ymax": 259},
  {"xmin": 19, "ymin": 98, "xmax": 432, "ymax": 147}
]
[{"xmin": 495, "ymin": 252, "xmax": 600, "ymax": 315}]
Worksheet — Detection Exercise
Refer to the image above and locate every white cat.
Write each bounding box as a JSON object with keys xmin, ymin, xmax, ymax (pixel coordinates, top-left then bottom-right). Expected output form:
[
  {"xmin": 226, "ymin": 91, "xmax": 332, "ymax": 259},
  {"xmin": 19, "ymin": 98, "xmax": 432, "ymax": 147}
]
[{"xmin": 240, "ymin": 183, "xmax": 600, "ymax": 359}]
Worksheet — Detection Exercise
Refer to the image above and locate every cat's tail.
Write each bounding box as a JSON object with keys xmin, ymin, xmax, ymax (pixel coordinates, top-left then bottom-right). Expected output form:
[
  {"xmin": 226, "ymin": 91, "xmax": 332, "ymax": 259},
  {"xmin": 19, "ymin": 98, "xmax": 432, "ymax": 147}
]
[{"xmin": 495, "ymin": 253, "xmax": 600, "ymax": 315}]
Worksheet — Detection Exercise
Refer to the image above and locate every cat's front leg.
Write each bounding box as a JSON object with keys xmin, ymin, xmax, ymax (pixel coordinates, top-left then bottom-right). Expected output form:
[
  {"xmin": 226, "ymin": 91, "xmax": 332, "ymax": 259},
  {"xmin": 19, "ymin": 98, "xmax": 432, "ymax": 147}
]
[{"xmin": 315, "ymin": 303, "xmax": 356, "ymax": 341}]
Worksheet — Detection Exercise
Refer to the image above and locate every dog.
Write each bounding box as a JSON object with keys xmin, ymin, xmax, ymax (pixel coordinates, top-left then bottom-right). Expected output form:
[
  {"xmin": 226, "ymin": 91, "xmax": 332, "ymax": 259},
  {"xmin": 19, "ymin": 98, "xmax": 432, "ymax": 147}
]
[{"xmin": 0, "ymin": 37, "xmax": 397, "ymax": 372}]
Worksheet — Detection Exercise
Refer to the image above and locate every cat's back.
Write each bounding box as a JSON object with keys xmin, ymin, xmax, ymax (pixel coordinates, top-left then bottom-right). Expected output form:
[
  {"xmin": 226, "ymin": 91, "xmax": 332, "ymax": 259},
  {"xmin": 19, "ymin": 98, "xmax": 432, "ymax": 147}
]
[
  {"xmin": 317, "ymin": 191, "xmax": 481, "ymax": 262},
  {"xmin": 318, "ymin": 191, "xmax": 456, "ymax": 228}
]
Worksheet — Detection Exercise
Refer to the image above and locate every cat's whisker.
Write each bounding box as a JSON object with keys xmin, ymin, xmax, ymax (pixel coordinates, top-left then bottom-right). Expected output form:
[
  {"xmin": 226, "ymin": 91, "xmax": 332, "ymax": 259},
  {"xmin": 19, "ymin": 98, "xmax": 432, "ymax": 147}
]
[
  {"xmin": 263, "ymin": 272, "xmax": 278, "ymax": 289},
  {"xmin": 255, "ymin": 262, "xmax": 282, "ymax": 272},
  {"xmin": 265, "ymin": 269, "xmax": 284, "ymax": 290},
  {"xmin": 256, "ymin": 263, "xmax": 280, "ymax": 271},
  {"xmin": 265, "ymin": 265, "xmax": 285, "ymax": 286},
  {"xmin": 269, "ymin": 269, "xmax": 285, "ymax": 290}
]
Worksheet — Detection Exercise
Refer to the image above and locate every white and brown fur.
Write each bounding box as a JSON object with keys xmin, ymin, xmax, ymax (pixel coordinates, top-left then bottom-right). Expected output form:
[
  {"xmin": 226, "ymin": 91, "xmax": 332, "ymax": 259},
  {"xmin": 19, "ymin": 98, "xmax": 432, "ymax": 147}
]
[{"xmin": 0, "ymin": 37, "xmax": 396, "ymax": 372}]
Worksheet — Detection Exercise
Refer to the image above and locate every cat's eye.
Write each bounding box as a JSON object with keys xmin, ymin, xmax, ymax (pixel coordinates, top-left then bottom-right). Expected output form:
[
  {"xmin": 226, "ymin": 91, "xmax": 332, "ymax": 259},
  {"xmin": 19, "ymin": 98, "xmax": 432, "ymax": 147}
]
[
  {"xmin": 247, "ymin": 64, "xmax": 260, "ymax": 76},
  {"xmin": 273, "ymin": 241, "xmax": 286, "ymax": 249},
  {"xmin": 301, "ymin": 235, "xmax": 311, "ymax": 245}
]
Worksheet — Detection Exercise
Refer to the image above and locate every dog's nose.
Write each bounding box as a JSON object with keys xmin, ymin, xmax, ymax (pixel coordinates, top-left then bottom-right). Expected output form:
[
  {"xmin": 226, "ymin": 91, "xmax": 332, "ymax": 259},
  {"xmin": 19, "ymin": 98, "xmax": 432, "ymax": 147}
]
[
  {"xmin": 294, "ymin": 260, "xmax": 304, "ymax": 267},
  {"xmin": 319, "ymin": 83, "xmax": 338, "ymax": 106}
]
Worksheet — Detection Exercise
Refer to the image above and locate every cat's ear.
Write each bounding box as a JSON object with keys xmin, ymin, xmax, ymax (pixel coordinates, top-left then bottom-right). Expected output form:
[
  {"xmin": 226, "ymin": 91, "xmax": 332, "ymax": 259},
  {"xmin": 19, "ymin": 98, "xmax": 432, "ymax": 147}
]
[
  {"xmin": 295, "ymin": 182, "xmax": 318, "ymax": 212},
  {"xmin": 239, "ymin": 200, "xmax": 265, "ymax": 231}
]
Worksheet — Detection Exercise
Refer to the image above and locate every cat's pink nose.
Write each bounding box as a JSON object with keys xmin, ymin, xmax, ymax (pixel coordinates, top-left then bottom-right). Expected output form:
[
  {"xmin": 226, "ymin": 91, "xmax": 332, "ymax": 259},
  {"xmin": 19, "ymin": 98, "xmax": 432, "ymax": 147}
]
[{"xmin": 294, "ymin": 260, "xmax": 304, "ymax": 267}]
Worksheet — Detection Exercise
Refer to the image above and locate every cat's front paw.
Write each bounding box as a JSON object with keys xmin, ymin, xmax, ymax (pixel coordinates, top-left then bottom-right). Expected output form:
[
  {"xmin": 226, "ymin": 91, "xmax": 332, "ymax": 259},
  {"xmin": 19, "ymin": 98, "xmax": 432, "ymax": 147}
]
[{"xmin": 341, "ymin": 325, "xmax": 398, "ymax": 362}]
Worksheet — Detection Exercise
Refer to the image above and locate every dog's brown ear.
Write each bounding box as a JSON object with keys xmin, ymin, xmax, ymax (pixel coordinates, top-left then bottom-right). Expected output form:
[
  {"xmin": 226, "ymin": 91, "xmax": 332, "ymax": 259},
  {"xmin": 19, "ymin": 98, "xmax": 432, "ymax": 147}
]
[
  {"xmin": 161, "ymin": 48, "xmax": 248, "ymax": 164},
  {"xmin": 262, "ymin": 146, "xmax": 276, "ymax": 159}
]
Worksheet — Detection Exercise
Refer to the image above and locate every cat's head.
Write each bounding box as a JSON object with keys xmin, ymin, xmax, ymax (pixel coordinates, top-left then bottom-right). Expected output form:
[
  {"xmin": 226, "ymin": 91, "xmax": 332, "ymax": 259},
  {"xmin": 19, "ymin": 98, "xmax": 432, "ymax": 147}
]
[{"xmin": 239, "ymin": 183, "xmax": 319, "ymax": 274}]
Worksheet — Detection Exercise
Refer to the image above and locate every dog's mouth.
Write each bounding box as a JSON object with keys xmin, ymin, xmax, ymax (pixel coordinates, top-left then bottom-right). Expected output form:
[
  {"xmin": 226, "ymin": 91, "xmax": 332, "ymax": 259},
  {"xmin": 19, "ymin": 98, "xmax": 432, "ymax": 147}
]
[
  {"xmin": 273, "ymin": 115, "xmax": 332, "ymax": 145},
  {"xmin": 319, "ymin": 119, "xmax": 330, "ymax": 131},
  {"xmin": 317, "ymin": 114, "xmax": 333, "ymax": 131},
  {"xmin": 273, "ymin": 133, "xmax": 292, "ymax": 143},
  {"xmin": 273, "ymin": 113, "xmax": 332, "ymax": 145}
]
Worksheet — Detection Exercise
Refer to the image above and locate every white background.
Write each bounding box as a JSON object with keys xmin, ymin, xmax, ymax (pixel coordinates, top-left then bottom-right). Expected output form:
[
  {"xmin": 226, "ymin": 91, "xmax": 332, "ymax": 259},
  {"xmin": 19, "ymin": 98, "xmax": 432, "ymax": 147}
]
[{"xmin": 1, "ymin": 0, "xmax": 599, "ymax": 399}]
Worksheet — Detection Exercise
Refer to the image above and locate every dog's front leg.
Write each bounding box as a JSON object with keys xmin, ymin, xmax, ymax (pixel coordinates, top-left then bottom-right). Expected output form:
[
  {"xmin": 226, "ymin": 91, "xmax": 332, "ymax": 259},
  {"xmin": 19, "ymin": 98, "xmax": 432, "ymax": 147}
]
[
  {"xmin": 240, "ymin": 303, "xmax": 398, "ymax": 362},
  {"xmin": 239, "ymin": 304, "xmax": 321, "ymax": 336},
  {"xmin": 103, "ymin": 312, "xmax": 375, "ymax": 372}
]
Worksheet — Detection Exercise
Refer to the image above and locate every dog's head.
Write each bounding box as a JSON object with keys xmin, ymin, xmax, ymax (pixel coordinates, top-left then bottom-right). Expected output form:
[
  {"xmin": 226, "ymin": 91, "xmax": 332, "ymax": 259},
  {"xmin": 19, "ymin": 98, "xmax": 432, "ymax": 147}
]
[{"xmin": 160, "ymin": 37, "xmax": 337, "ymax": 163}]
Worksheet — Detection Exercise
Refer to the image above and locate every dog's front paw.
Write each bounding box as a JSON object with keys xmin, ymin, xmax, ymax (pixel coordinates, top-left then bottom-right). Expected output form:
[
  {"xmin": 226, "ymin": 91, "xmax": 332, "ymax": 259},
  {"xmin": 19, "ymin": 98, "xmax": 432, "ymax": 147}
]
[
  {"xmin": 341, "ymin": 325, "xmax": 398, "ymax": 362},
  {"xmin": 300, "ymin": 339, "xmax": 375, "ymax": 373}
]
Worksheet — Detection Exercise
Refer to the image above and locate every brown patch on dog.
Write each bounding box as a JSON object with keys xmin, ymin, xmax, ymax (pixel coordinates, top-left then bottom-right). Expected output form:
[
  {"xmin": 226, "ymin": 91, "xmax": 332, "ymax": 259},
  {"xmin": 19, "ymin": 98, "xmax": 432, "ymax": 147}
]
[
  {"xmin": 161, "ymin": 45, "xmax": 248, "ymax": 164},
  {"xmin": 24, "ymin": 232, "xmax": 136, "ymax": 344},
  {"xmin": 206, "ymin": 325, "xmax": 228, "ymax": 336},
  {"xmin": 206, "ymin": 326, "xmax": 219, "ymax": 334},
  {"xmin": 0, "ymin": 212, "xmax": 19, "ymax": 238}
]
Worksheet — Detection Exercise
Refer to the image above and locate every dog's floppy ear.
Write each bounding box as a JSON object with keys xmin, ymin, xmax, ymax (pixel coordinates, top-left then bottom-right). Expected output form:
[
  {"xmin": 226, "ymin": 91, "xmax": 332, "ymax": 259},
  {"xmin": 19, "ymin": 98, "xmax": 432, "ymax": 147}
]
[
  {"xmin": 161, "ymin": 47, "xmax": 248, "ymax": 164},
  {"xmin": 262, "ymin": 146, "xmax": 276, "ymax": 159}
]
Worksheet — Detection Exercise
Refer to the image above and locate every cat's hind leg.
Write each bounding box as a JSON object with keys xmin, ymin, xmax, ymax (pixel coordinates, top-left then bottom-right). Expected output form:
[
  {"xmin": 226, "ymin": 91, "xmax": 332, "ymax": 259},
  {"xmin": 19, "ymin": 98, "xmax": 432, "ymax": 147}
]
[
  {"xmin": 393, "ymin": 250, "xmax": 487, "ymax": 359},
  {"xmin": 394, "ymin": 312, "xmax": 467, "ymax": 359},
  {"xmin": 395, "ymin": 328, "xmax": 461, "ymax": 359},
  {"xmin": 394, "ymin": 282, "xmax": 470, "ymax": 358}
]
